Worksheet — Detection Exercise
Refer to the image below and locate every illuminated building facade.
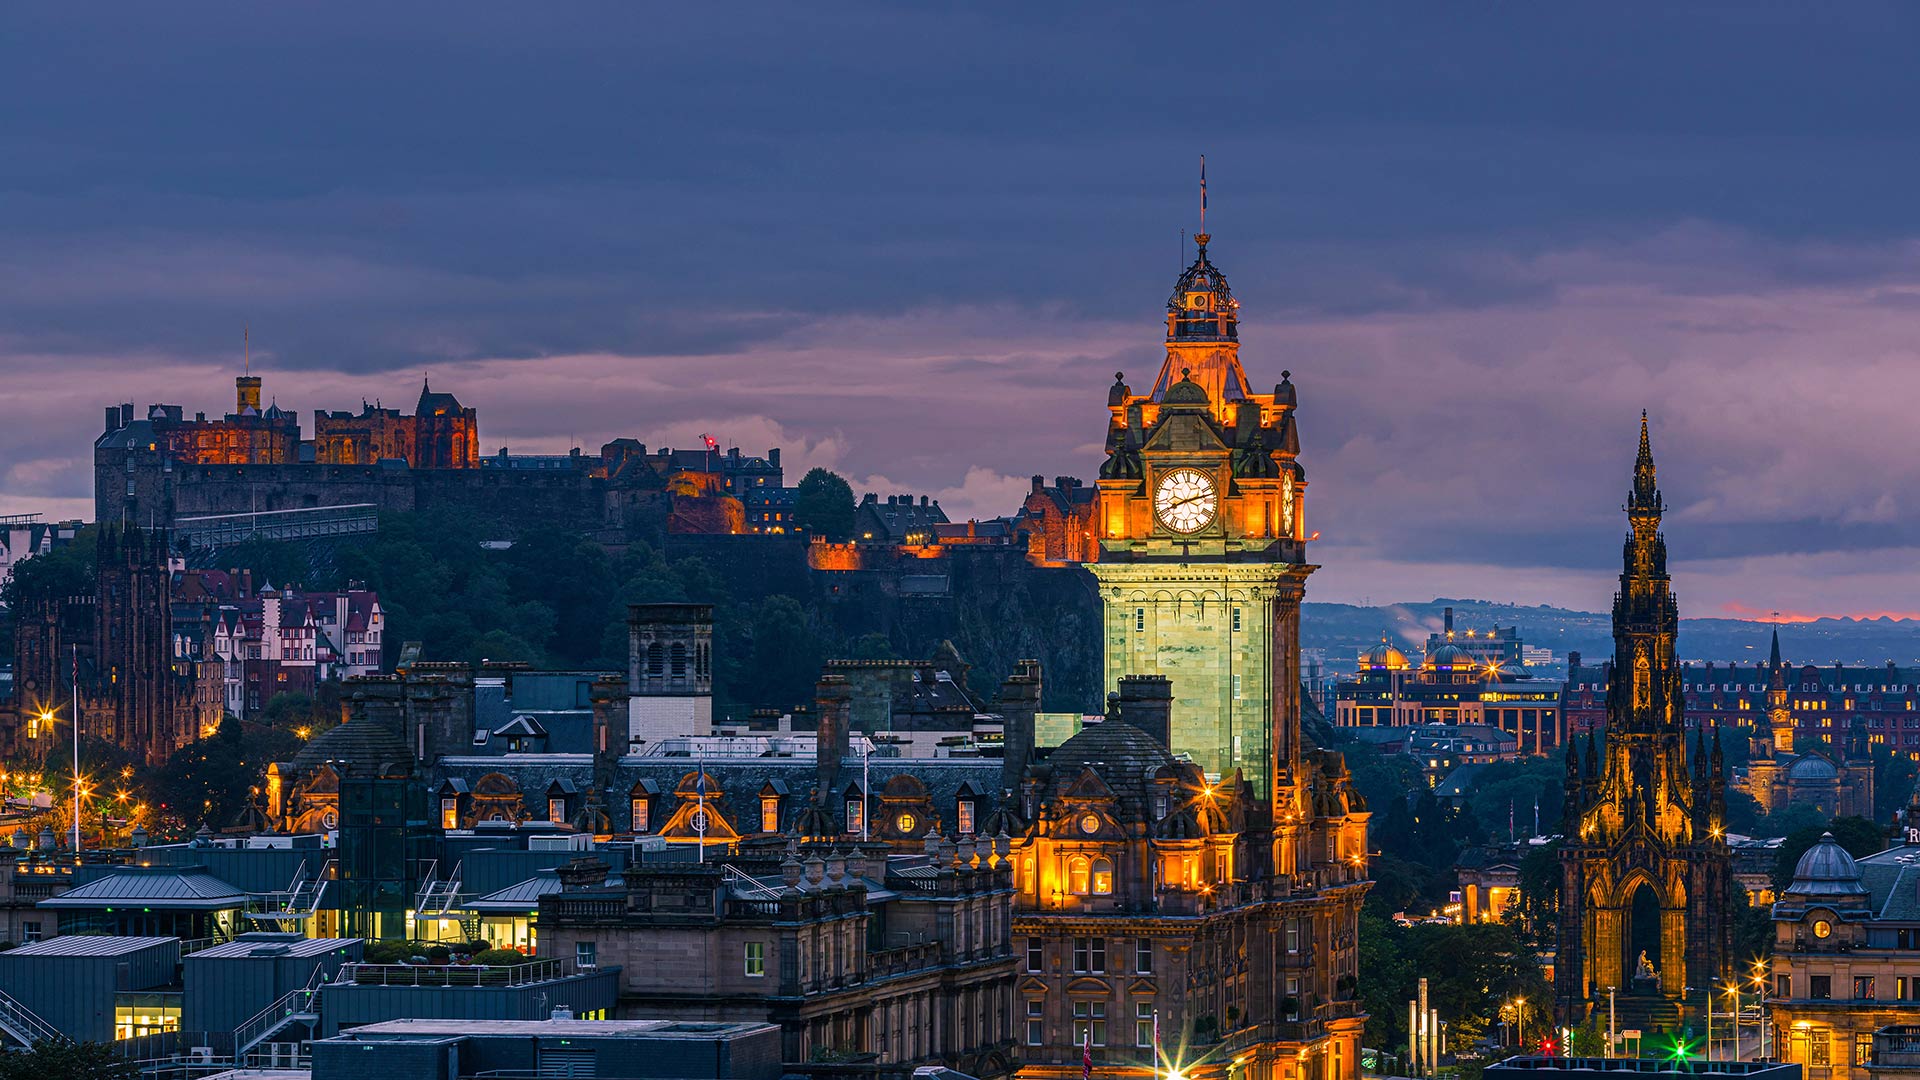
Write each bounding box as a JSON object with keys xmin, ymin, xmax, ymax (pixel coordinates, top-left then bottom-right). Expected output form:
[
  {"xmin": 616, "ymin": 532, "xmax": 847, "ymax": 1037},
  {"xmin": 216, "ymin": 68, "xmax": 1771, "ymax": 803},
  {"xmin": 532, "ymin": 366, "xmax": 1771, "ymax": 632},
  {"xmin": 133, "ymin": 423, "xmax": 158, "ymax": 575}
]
[
  {"xmin": 1089, "ymin": 231, "xmax": 1307, "ymax": 787},
  {"xmin": 1746, "ymin": 629, "xmax": 1875, "ymax": 818},
  {"xmin": 1562, "ymin": 650, "xmax": 1920, "ymax": 750},
  {"xmin": 1333, "ymin": 620, "xmax": 1566, "ymax": 754},
  {"xmin": 1766, "ymin": 827, "xmax": 1920, "ymax": 1080},
  {"xmin": 1018, "ymin": 475, "xmax": 1100, "ymax": 566},
  {"xmin": 1555, "ymin": 415, "xmax": 1733, "ymax": 1018}
]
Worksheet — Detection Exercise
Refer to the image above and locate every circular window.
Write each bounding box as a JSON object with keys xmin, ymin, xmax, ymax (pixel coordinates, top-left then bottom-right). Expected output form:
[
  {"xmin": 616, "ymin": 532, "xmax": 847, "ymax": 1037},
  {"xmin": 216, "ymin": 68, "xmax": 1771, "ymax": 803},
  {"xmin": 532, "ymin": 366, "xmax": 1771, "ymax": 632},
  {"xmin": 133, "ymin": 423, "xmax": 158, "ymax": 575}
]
[
  {"xmin": 1813, "ymin": 919, "xmax": 1833, "ymax": 939},
  {"xmin": 1079, "ymin": 813, "xmax": 1100, "ymax": 835},
  {"xmin": 897, "ymin": 812, "xmax": 918, "ymax": 833},
  {"xmin": 321, "ymin": 810, "xmax": 338, "ymax": 829}
]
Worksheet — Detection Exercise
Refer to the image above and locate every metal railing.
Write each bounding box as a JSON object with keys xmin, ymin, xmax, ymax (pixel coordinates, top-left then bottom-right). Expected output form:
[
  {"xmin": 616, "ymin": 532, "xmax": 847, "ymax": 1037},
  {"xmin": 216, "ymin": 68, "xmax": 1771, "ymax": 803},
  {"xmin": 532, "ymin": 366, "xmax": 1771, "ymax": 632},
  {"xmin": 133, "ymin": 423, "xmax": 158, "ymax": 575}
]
[
  {"xmin": 0, "ymin": 989, "xmax": 62, "ymax": 1048},
  {"xmin": 232, "ymin": 967, "xmax": 326, "ymax": 1058},
  {"xmin": 338, "ymin": 956, "xmax": 584, "ymax": 988}
]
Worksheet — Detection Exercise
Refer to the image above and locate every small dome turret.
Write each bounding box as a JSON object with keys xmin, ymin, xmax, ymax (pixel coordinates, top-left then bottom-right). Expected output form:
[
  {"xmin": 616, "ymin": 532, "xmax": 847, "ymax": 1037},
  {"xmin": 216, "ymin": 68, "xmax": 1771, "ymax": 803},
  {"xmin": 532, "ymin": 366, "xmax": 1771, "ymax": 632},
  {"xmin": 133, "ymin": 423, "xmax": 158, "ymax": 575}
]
[
  {"xmin": 1361, "ymin": 640, "xmax": 1410, "ymax": 672},
  {"xmin": 1160, "ymin": 369, "xmax": 1212, "ymax": 408},
  {"xmin": 1784, "ymin": 832, "xmax": 1868, "ymax": 897},
  {"xmin": 1424, "ymin": 643, "xmax": 1478, "ymax": 673}
]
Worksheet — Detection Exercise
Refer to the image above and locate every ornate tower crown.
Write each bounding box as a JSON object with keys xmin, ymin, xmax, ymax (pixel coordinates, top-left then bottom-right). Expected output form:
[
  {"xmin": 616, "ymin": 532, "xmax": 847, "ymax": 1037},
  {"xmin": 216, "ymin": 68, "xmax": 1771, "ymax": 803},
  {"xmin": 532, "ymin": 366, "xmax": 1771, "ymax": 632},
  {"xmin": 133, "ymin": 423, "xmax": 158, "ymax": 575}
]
[
  {"xmin": 1152, "ymin": 231, "xmax": 1251, "ymax": 413},
  {"xmin": 1166, "ymin": 234, "xmax": 1238, "ymax": 342}
]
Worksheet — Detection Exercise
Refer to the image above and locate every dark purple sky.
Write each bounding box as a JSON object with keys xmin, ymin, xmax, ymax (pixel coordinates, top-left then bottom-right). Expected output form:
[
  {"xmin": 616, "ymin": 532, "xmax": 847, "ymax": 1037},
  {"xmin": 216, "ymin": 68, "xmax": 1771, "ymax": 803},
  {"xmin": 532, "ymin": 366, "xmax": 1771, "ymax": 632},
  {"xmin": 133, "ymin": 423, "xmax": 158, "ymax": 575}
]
[{"xmin": 4, "ymin": 4, "xmax": 1919, "ymax": 616}]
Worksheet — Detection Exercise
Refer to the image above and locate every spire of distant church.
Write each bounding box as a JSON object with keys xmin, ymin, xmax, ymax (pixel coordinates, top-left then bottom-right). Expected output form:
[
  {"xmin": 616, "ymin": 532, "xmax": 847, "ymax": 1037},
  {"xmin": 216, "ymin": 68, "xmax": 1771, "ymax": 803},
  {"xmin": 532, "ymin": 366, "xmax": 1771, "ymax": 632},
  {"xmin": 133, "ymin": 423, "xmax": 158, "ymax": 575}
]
[{"xmin": 1768, "ymin": 627, "xmax": 1782, "ymax": 670}]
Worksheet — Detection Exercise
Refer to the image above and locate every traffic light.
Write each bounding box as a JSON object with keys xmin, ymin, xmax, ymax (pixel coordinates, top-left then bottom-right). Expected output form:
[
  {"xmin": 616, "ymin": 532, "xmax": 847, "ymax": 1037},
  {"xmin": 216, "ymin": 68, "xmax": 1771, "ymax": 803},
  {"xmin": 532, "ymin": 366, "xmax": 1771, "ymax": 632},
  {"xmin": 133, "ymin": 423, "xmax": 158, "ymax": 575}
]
[{"xmin": 1664, "ymin": 1034, "xmax": 1698, "ymax": 1061}]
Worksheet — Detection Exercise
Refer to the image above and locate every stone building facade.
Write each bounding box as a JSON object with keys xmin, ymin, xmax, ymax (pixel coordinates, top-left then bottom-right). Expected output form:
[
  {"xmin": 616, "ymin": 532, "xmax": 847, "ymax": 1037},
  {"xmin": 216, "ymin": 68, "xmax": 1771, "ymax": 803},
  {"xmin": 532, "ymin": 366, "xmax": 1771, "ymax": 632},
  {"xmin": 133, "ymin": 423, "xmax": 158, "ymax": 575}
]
[
  {"xmin": 6, "ymin": 524, "xmax": 220, "ymax": 765},
  {"xmin": 539, "ymin": 847, "xmax": 1018, "ymax": 1075},
  {"xmin": 1767, "ymin": 827, "xmax": 1920, "ymax": 1080}
]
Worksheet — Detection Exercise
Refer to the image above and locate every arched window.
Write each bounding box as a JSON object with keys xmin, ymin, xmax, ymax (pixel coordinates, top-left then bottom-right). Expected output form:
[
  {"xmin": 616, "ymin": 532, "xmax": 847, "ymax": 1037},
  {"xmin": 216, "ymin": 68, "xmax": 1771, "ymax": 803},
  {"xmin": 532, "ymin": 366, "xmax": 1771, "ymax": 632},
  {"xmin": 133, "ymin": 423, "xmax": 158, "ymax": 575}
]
[
  {"xmin": 647, "ymin": 642, "xmax": 664, "ymax": 676},
  {"xmin": 671, "ymin": 642, "xmax": 688, "ymax": 676},
  {"xmin": 1068, "ymin": 855, "xmax": 1091, "ymax": 895},
  {"xmin": 1091, "ymin": 857, "xmax": 1114, "ymax": 895}
]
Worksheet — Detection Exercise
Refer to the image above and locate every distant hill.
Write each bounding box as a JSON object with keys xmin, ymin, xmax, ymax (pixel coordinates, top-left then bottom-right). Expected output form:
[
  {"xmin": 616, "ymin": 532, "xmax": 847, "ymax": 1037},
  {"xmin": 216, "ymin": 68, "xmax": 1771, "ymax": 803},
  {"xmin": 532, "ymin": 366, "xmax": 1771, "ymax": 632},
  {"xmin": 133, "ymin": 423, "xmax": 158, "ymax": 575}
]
[{"xmin": 1302, "ymin": 598, "xmax": 1920, "ymax": 670}]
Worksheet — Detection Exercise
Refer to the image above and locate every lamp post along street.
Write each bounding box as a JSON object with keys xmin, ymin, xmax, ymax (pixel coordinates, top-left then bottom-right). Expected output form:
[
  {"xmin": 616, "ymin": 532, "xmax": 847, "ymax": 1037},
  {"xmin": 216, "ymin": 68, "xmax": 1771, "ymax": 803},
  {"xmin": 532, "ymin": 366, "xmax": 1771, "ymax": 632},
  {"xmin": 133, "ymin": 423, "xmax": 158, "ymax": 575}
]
[{"xmin": 70, "ymin": 644, "xmax": 81, "ymax": 850}]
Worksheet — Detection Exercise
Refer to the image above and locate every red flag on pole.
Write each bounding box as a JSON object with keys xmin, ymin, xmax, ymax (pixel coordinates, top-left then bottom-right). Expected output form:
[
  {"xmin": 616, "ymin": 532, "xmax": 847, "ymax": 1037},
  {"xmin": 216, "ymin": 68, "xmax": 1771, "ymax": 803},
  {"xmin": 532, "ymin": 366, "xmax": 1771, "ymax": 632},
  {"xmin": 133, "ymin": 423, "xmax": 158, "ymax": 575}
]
[{"xmin": 1083, "ymin": 1029, "xmax": 1092, "ymax": 1080}]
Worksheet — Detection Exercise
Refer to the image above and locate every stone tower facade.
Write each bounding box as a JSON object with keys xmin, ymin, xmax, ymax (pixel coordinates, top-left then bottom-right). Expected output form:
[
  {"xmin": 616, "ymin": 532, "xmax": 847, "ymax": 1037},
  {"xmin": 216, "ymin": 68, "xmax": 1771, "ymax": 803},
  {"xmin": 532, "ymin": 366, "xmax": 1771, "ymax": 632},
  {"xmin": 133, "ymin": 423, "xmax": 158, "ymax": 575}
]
[
  {"xmin": 626, "ymin": 603, "xmax": 715, "ymax": 749},
  {"xmin": 1556, "ymin": 414, "xmax": 1732, "ymax": 1018},
  {"xmin": 1088, "ymin": 231, "xmax": 1309, "ymax": 793}
]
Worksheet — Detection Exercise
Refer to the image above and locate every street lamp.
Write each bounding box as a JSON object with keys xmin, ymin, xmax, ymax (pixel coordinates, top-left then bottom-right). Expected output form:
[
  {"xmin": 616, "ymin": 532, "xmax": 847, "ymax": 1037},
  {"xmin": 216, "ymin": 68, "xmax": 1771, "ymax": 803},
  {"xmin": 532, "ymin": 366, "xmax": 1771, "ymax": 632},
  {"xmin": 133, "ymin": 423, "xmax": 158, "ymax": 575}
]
[{"xmin": 40, "ymin": 707, "xmax": 80, "ymax": 852}]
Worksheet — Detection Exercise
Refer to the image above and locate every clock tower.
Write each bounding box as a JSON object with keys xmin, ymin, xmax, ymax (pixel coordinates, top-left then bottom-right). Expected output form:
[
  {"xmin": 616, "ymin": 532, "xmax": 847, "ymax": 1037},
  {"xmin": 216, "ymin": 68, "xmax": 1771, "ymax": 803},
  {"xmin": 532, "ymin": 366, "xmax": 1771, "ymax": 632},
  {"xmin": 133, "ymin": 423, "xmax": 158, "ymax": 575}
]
[{"xmin": 1089, "ymin": 231, "xmax": 1310, "ymax": 798}]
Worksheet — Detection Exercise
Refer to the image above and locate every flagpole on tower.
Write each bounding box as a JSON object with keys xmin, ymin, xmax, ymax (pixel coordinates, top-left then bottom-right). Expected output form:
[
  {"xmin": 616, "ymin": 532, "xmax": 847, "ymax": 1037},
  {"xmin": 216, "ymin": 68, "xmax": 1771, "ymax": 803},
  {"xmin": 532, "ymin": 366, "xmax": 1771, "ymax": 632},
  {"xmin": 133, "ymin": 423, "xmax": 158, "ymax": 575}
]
[{"xmin": 1199, "ymin": 154, "xmax": 1207, "ymax": 234}]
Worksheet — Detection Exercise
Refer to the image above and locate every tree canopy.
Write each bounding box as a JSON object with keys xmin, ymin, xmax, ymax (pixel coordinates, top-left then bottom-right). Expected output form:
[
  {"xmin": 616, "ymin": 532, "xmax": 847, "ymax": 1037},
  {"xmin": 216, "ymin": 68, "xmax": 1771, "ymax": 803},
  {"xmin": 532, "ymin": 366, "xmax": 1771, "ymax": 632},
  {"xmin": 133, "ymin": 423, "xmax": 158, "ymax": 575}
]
[{"xmin": 792, "ymin": 468, "xmax": 856, "ymax": 540}]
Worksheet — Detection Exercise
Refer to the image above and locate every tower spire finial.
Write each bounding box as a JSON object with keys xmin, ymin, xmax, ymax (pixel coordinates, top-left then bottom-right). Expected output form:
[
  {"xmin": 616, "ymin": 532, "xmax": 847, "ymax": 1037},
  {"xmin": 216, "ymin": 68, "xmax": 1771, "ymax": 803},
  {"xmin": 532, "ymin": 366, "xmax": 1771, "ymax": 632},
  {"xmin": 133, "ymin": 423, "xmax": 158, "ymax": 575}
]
[
  {"xmin": 1769, "ymin": 627, "xmax": 1782, "ymax": 669},
  {"xmin": 1630, "ymin": 409, "xmax": 1661, "ymax": 517},
  {"xmin": 244, "ymin": 325, "xmax": 249, "ymax": 376}
]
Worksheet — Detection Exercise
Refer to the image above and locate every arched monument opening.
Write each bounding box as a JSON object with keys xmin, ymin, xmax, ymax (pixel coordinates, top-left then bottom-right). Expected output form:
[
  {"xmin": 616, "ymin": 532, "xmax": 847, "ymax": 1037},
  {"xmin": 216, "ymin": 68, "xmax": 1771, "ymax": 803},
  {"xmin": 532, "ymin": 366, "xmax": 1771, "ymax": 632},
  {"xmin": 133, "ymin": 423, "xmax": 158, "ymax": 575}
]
[{"xmin": 1626, "ymin": 880, "xmax": 1662, "ymax": 993}]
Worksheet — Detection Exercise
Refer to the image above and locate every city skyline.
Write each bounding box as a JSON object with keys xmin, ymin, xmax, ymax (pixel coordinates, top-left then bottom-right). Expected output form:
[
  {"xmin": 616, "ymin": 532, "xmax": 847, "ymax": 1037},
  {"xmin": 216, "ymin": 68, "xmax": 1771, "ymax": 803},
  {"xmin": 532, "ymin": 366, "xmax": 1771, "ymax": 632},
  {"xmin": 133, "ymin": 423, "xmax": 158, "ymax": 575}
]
[{"xmin": 5, "ymin": 6, "xmax": 1920, "ymax": 616}]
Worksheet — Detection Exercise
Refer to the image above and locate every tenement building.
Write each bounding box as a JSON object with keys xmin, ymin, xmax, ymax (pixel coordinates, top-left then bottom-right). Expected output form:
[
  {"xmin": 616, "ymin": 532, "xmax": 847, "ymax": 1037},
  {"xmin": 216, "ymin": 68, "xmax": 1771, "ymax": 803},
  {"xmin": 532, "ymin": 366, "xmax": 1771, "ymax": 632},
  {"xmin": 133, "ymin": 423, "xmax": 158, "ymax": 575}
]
[{"xmin": 1555, "ymin": 415, "xmax": 1733, "ymax": 1019}]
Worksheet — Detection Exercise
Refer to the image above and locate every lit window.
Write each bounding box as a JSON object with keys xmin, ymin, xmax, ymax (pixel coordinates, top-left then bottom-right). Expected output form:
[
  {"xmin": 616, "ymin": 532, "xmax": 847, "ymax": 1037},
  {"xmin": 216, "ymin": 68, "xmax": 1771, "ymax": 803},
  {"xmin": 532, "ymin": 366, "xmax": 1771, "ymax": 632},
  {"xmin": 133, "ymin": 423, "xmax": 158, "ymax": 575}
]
[
  {"xmin": 1091, "ymin": 857, "xmax": 1114, "ymax": 895},
  {"xmin": 744, "ymin": 941, "xmax": 766, "ymax": 977},
  {"xmin": 846, "ymin": 799, "xmax": 865, "ymax": 835},
  {"xmin": 956, "ymin": 799, "xmax": 975, "ymax": 835},
  {"xmin": 1068, "ymin": 856, "xmax": 1091, "ymax": 895},
  {"xmin": 440, "ymin": 798, "xmax": 459, "ymax": 830},
  {"xmin": 631, "ymin": 798, "xmax": 650, "ymax": 834},
  {"xmin": 548, "ymin": 797, "xmax": 566, "ymax": 823},
  {"xmin": 761, "ymin": 796, "xmax": 780, "ymax": 833}
]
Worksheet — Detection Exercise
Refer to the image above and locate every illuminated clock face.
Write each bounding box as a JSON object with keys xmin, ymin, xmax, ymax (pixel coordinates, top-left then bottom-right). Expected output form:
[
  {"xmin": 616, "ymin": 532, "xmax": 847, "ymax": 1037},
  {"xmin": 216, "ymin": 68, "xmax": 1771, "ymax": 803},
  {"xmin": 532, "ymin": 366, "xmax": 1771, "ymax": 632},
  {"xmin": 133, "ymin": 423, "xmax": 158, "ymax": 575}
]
[
  {"xmin": 1155, "ymin": 468, "xmax": 1218, "ymax": 534},
  {"xmin": 1813, "ymin": 919, "xmax": 1833, "ymax": 939},
  {"xmin": 1079, "ymin": 813, "xmax": 1101, "ymax": 835},
  {"xmin": 897, "ymin": 812, "xmax": 917, "ymax": 833},
  {"xmin": 1185, "ymin": 291, "xmax": 1213, "ymax": 311}
]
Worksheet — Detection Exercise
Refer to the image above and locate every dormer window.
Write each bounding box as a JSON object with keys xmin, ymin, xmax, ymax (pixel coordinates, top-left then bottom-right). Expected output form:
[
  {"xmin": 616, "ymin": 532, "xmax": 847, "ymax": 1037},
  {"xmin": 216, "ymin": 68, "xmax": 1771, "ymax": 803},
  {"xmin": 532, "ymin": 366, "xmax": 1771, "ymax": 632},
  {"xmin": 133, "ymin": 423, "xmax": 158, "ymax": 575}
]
[
  {"xmin": 956, "ymin": 799, "xmax": 976, "ymax": 836},
  {"xmin": 632, "ymin": 798, "xmax": 651, "ymax": 834},
  {"xmin": 846, "ymin": 798, "xmax": 865, "ymax": 836},
  {"xmin": 761, "ymin": 795, "xmax": 781, "ymax": 833}
]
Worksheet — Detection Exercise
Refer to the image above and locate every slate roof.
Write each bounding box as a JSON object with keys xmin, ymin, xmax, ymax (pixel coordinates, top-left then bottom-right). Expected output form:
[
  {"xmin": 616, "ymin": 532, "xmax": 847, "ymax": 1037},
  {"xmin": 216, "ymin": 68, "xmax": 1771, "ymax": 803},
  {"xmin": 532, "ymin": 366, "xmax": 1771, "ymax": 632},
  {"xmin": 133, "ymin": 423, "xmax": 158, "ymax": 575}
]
[
  {"xmin": 292, "ymin": 720, "xmax": 413, "ymax": 771},
  {"xmin": 1856, "ymin": 844, "xmax": 1920, "ymax": 921},
  {"xmin": 428, "ymin": 755, "xmax": 1003, "ymax": 838},
  {"xmin": 41, "ymin": 867, "xmax": 247, "ymax": 910}
]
